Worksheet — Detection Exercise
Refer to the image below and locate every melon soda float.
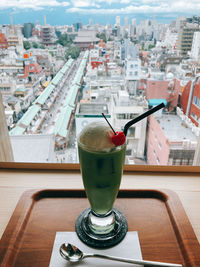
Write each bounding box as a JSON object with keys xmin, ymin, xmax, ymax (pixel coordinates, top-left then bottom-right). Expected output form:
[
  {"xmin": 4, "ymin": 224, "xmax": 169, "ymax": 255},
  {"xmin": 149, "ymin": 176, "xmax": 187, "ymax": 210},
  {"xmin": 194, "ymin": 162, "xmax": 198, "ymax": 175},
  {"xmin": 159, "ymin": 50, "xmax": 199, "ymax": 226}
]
[{"xmin": 76, "ymin": 103, "xmax": 164, "ymax": 248}]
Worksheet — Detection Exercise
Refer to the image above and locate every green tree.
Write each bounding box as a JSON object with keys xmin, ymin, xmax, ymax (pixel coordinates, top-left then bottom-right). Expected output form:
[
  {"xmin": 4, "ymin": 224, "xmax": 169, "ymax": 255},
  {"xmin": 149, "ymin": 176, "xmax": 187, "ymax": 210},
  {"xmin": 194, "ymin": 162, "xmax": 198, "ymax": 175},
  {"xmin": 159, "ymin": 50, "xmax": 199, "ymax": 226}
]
[
  {"xmin": 96, "ymin": 32, "xmax": 107, "ymax": 43},
  {"xmin": 148, "ymin": 44, "xmax": 155, "ymax": 50},
  {"xmin": 39, "ymin": 44, "xmax": 45, "ymax": 49},
  {"xmin": 23, "ymin": 41, "xmax": 31, "ymax": 50},
  {"xmin": 65, "ymin": 46, "xmax": 81, "ymax": 59},
  {"xmin": 32, "ymin": 42, "xmax": 38, "ymax": 48},
  {"xmin": 57, "ymin": 34, "xmax": 72, "ymax": 47}
]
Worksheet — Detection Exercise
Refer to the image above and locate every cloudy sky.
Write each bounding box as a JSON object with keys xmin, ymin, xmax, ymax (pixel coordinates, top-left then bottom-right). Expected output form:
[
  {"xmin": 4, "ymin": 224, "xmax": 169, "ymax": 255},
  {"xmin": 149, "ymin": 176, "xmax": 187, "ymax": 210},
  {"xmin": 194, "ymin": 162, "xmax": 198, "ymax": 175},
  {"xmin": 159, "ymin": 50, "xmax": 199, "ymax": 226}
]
[{"xmin": 0, "ymin": 0, "xmax": 199, "ymax": 25}]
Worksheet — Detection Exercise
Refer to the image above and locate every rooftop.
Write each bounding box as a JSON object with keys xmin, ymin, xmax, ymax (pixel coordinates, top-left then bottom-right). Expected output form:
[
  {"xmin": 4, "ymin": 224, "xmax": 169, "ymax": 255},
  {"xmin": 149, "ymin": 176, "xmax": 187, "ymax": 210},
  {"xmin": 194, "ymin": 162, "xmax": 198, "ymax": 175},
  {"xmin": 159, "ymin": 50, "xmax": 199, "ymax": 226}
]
[
  {"xmin": 77, "ymin": 103, "xmax": 109, "ymax": 115},
  {"xmin": 158, "ymin": 114, "xmax": 197, "ymax": 142}
]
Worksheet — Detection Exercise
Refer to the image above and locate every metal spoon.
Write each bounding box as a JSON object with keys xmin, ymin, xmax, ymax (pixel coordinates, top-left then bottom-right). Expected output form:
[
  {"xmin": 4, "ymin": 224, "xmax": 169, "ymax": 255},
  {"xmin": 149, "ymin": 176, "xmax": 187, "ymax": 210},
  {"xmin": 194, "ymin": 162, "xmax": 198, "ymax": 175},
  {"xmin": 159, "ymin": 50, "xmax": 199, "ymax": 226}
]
[{"xmin": 59, "ymin": 243, "xmax": 182, "ymax": 267}]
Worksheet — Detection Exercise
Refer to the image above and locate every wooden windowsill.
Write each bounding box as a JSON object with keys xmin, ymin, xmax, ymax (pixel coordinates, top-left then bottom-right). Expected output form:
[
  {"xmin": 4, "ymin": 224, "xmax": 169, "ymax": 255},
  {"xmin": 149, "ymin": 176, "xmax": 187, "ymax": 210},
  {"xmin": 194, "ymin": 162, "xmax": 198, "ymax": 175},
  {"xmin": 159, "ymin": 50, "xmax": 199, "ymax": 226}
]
[{"xmin": 1, "ymin": 162, "xmax": 200, "ymax": 173}]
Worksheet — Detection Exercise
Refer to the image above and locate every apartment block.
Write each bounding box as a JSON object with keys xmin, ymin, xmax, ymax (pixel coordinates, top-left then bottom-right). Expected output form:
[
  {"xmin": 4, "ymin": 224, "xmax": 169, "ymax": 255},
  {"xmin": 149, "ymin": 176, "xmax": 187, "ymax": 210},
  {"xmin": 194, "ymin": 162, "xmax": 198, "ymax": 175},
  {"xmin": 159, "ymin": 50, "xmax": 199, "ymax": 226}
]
[{"xmin": 177, "ymin": 22, "xmax": 200, "ymax": 57}]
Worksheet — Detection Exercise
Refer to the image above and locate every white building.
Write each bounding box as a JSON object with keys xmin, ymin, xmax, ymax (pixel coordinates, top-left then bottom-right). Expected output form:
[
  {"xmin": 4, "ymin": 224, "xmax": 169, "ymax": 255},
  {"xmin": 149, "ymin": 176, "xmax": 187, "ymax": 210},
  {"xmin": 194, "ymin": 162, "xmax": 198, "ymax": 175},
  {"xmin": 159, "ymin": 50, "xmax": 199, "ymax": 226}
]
[
  {"xmin": 114, "ymin": 42, "xmax": 121, "ymax": 60},
  {"xmin": 90, "ymin": 48, "xmax": 99, "ymax": 59},
  {"xmin": 115, "ymin": 16, "xmax": 120, "ymax": 27},
  {"xmin": 125, "ymin": 57, "xmax": 141, "ymax": 81},
  {"xmin": 124, "ymin": 40, "xmax": 141, "ymax": 95},
  {"xmin": 191, "ymin": 32, "xmax": 200, "ymax": 61},
  {"xmin": 113, "ymin": 93, "xmax": 148, "ymax": 162}
]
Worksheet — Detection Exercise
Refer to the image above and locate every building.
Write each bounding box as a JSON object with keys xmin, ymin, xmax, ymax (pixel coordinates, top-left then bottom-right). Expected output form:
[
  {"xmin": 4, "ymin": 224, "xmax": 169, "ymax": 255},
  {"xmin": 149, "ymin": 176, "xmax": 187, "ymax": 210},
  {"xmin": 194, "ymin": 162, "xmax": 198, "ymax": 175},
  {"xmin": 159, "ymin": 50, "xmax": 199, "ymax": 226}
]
[
  {"xmin": 0, "ymin": 33, "xmax": 8, "ymax": 49},
  {"xmin": 0, "ymin": 93, "xmax": 13, "ymax": 161},
  {"xmin": 180, "ymin": 75, "xmax": 200, "ymax": 127},
  {"xmin": 191, "ymin": 32, "xmax": 200, "ymax": 61},
  {"xmin": 41, "ymin": 24, "xmax": 54, "ymax": 46},
  {"xmin": 177, "ymin": 22, "xmax": 200, "ymax": 57},
  {"xmin": 112, "ymin": 93, "xmax": 148, "ymax": 162},
  {"xmin": 124, "ymin": 40, "xmax": 141, "ymax": 95},
  {"xmin": 145, "ymin": 78, "xmax": 180, "ymax": 111},
  {"xmin": 147, "ymin": 113, "xmax": 197, "ymax": 165},
  {"xmin": 22, "ymin": 23, "xmax": 34, "ymax": 38},
  {"xmin": 73, "ymin": 30, "xmax": 100, "ymax": 50},
  {"xmin": 73, "ymin": 22, "xmax": 83, "ymax": 32},
  {"xmin": 115, "ymin": 16, "xmax": 120, "ymax": 27},
  {"xmin": 76, "ymin": 102, "xmax": 110, "ymax": 135}
]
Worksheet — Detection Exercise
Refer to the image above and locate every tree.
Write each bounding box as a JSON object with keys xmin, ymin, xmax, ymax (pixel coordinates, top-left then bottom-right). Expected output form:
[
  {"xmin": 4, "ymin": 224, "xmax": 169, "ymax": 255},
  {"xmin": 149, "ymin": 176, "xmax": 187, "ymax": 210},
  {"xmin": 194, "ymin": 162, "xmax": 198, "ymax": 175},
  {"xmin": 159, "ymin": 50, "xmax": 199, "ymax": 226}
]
[
  {"xmin": 32, "ymin": 42, "xmax": 38, "ymax": 48},
  {"xmin": 39, "ymin": 44, "xmax": 45, "ymax": 49},
  {"xmin": 96, "ymin": 32, "xmax": 107, "ymax": 43},
  {"xmin": 65, "ymin": 46, "xmax": 81, "ymax": 60},
  {"xmin": 57, "ymin": 34, "xmax": 72, "ymax": 47},
  {"xmin": 23, "ymin": 41, "xmax": 31, "ymax": 50},
  {"xmin": 148, "ymin": 44, "xmax": 155, "ymax": 50}
]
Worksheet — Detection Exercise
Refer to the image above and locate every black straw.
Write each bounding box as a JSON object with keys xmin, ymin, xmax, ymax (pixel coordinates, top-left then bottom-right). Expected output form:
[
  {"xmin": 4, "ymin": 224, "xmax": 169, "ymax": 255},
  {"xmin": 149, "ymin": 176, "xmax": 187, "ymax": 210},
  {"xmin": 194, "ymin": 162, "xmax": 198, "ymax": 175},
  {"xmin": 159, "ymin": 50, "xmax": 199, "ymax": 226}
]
[
  {"xmin": 102, "ymin": 113, "xmax": 117, "ymax": 135},
  {"xmin": 123, "ymin": 102, "xmax": 165, "ymax": 136}
]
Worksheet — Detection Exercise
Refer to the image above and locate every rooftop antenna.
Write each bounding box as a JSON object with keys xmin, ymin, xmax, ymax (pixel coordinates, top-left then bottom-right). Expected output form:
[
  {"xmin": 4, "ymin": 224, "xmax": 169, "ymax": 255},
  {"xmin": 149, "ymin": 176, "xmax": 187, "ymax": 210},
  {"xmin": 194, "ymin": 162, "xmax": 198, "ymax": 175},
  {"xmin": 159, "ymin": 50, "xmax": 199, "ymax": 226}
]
[{"xmin": 44, "ymin": 15, "xmax": 46, "ymax": 25}]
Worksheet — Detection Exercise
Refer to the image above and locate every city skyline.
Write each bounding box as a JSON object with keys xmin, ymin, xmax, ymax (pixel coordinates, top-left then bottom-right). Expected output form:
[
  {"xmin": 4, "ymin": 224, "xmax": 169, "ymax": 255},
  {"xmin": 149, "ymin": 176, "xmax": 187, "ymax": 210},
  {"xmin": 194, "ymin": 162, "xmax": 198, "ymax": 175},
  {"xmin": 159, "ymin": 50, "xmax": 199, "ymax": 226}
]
[{"xmin": 0, "ymin": 0, "xmax": 200, "ymax": 26}]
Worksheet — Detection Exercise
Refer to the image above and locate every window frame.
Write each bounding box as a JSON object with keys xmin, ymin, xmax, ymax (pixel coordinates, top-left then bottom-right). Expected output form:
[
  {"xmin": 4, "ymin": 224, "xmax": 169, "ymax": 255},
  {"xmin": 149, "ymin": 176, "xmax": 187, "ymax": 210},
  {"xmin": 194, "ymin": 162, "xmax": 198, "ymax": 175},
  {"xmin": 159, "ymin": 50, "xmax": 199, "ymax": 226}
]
[{"xmin": 0, "ymin": 161, "xmax": 200, "ymax": 174}]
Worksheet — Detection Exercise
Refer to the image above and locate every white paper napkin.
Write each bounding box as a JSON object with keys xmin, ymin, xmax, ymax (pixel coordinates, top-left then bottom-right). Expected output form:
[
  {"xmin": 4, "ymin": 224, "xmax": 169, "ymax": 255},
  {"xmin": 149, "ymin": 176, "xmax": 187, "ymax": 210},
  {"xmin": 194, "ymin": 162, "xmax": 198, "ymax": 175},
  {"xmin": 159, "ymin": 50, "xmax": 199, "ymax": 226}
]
[{"xmin": 49, "ymin": 231, "xmax": 143, "ymax": 267}]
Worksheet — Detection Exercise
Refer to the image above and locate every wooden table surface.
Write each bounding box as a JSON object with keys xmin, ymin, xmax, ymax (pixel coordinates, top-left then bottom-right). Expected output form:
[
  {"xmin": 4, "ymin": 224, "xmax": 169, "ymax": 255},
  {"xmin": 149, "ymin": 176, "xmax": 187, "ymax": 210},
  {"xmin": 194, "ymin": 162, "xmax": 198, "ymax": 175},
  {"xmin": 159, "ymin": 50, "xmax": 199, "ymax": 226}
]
[{"xmin": 0, "ymin": 165, "xmax": 200, "ymax": 246}]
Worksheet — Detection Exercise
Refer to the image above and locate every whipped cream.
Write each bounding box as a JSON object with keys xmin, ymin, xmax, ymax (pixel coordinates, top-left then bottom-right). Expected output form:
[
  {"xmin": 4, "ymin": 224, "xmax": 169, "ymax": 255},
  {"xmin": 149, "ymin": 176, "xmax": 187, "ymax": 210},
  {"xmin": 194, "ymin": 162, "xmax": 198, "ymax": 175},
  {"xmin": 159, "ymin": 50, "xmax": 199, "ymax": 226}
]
[{"xmin": 78, "ymin": 121, "xmax": 115, "ymax": 152}]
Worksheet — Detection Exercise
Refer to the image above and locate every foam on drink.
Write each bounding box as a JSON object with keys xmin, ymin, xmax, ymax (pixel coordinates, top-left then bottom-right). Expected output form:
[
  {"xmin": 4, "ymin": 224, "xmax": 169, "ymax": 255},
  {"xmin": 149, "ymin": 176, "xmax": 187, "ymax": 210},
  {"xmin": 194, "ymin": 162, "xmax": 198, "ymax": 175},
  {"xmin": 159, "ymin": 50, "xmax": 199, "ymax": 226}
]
[{"xmin": 78, "ymin": 121, "xmax": 115, "ymax": 152}]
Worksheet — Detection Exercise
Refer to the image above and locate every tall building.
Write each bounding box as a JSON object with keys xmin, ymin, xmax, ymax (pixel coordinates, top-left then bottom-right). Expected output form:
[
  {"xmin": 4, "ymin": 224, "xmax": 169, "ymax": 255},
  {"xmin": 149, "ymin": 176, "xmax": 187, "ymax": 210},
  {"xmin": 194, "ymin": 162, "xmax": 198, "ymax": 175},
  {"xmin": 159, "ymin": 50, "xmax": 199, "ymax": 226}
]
[
  {"xmin": 124, "ymin": 17, "xmax": 129, "ymax": 27},
  {"xmin": 23, "ymin": 23, "xmax": 34, "ymax": 38},
  {"xmin": 124, "ymin": 40, "xmax": 141, "ymax": 95},
  {"xmin": 0, "ymin": 93, "xmax": 14, "ymax": 161},
  {"xmin": 177, "ymin": 22, "xmax": 200, "ymax": 57},
  {"xmin": 115, "ymin": 16, "xmax": 120, "ymax": 27},
  {"xmin": 132, "ymin": 18, "xmax": 136, "ymax": 27},
  {"xmin": 73, "ymin": 22, "xmax": 83, "ymax": 32},
  {"xmin": 191, "ymin": 32, "xmax": 200, "ymax": 61},
  {"xmin": 130, "ymin": 18, "xmax": 136, "ymax": 40}
]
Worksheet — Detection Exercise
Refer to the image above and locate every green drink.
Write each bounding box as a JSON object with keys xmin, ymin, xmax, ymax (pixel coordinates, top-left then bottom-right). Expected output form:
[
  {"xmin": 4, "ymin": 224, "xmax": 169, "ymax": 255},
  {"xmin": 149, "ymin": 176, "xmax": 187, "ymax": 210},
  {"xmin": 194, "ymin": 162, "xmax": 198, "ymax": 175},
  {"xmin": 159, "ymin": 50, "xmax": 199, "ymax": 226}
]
[
  {"xmin": 75, "ymin": 104, "xmax": 165, "ymax": 248},
  {"xmin": 75, "ymin": 121, "xmax": 128, "ymax": 248},
  {"xmin": 78, "ymin": 142, "xmax": 126, "ymax": 215}
]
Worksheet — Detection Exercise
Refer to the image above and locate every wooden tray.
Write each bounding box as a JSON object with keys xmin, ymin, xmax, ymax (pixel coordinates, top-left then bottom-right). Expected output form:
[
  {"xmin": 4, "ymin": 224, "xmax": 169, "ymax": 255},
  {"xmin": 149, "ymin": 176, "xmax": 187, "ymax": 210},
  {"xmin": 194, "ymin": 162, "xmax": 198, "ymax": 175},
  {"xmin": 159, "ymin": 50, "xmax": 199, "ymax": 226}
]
[{"xmin": 0, "ymin": 189, "xmax": 200, "ymax": 267}]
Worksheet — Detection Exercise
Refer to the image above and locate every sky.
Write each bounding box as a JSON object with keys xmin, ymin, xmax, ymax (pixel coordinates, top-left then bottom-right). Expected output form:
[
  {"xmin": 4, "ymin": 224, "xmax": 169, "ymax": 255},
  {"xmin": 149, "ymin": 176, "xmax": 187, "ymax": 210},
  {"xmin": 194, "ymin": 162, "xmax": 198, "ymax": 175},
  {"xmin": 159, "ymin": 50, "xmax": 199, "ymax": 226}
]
[{"xmin": 0, "ymin": 0, "xmax": 200, "ymax": 26}]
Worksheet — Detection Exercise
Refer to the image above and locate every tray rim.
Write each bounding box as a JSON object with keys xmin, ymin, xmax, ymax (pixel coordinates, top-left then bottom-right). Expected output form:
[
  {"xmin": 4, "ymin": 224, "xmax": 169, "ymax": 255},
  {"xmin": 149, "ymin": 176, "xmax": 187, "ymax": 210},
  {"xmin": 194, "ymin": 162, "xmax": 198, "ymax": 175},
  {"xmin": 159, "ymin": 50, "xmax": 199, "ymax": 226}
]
[{"xmin": 0, "ymin": 188, "xmax": 200, "ymax": 267}]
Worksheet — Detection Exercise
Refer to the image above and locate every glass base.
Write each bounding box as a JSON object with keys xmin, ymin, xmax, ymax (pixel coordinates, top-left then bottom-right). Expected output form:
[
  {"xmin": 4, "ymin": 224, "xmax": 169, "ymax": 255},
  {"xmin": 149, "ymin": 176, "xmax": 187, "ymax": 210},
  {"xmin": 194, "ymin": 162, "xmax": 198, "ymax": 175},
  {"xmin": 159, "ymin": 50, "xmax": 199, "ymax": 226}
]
[{"xmin": 75, "ymin": 208, "xmax": 128, "ymax": 248}]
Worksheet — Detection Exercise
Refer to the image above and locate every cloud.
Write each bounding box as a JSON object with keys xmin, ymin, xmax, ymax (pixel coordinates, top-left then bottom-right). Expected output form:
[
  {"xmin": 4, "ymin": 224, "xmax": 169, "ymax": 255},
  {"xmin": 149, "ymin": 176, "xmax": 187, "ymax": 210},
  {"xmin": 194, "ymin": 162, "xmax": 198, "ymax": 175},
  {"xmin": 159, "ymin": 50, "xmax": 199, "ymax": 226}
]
[
  {"xmin": 66, "ymin": 0, "xmax": 200, "ymax": 14},
  {"xmin": 0, "ymin": 0, "xmax": 70, "ymax": 10},
  {"xmin": 120, "ymin": 0, "xmax": 132, "ymax": 4},
  {"xmin": 1, "ymin": 0, "xmax": 200, "ymax": 16},
  {"xmin": 70, "ymin": 0, "xmax": 99, "ymax": 8}
]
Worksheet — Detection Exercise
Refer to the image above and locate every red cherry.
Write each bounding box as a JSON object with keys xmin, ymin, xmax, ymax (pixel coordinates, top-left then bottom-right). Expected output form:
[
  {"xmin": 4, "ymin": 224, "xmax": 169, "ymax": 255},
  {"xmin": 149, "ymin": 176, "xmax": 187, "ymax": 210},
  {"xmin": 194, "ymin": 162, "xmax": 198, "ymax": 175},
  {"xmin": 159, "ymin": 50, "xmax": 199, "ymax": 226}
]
[{"xmin": 111, "ymin": 131, "xmax": 126, "ymax": 146}]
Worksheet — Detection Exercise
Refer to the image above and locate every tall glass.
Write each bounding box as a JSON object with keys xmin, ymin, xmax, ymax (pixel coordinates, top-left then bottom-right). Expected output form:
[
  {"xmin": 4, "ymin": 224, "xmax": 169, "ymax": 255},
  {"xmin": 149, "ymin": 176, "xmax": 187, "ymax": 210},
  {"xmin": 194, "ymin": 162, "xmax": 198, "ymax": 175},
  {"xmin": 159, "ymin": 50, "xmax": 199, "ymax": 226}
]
[{"xmin": 75, "ymin": 134, "xmax": 128, "ymax": 248}]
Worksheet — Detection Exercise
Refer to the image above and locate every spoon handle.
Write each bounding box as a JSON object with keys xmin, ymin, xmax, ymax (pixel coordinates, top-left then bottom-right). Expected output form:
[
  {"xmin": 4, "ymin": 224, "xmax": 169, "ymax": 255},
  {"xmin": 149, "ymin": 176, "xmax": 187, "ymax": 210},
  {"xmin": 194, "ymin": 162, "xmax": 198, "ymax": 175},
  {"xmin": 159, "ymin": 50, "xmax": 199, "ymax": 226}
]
[{"xmin": 85, "ymin": 254, "xmax": 182, "ymax": 267}]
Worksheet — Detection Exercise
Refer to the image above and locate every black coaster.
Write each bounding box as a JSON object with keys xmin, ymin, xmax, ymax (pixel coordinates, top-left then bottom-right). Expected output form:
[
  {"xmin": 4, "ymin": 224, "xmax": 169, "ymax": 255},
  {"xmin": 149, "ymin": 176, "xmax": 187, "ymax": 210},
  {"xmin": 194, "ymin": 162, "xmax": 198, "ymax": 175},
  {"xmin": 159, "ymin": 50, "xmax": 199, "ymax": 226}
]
[{"xmin": 75, "ymin": 208, "xmax": 128, "ymax": 248}]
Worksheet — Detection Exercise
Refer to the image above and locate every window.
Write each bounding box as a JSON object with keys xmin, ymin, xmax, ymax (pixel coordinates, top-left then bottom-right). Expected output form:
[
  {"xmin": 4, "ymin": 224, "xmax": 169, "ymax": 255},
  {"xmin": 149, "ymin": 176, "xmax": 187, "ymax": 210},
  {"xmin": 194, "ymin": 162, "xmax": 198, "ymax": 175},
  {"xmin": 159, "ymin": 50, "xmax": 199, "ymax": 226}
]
[
  {"xmin": 193, "ymin": 96, "xmax": 200, "ymax": 108},
  {"xmin": 127, "ymin": 127, "xmax": 135, "ymax": 137},
  {"xmin": 0, "ymin": 3, "xmax": 200, "ymax": 169}
]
